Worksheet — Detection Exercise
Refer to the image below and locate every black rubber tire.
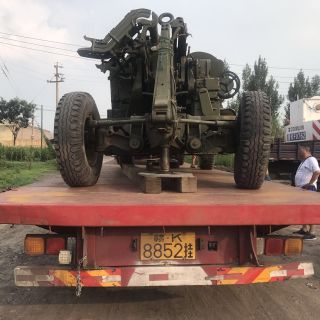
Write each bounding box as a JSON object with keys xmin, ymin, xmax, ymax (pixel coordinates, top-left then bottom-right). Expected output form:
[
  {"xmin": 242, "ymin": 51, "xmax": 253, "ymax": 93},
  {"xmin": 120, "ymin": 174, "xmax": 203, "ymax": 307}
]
[
  {"xmin": 54, "ymin": 92, "xmax": 103, "ymax": 187},
  {"xmin": 199, "ymin": 155, "xmax": 214, "ymax": 170},
  {"xmin": 234, "ymin": 91, "xmax": 271, "ymax": 189}
]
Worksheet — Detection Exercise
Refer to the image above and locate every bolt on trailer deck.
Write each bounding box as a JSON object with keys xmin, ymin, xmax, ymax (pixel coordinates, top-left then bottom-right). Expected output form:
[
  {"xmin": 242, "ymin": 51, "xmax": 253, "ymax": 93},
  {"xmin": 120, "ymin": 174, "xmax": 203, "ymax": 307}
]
[{"xmin": 0, "ymin": 161, "xmax": 319, "ymax": 294}]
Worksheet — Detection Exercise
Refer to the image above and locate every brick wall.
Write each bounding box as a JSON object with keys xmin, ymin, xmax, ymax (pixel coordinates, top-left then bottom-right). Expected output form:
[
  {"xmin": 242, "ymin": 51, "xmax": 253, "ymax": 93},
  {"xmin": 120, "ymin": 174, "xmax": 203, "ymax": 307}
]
[{"xmin": 0, "ymin": 125, "xmax": 53, "ymax": 147}]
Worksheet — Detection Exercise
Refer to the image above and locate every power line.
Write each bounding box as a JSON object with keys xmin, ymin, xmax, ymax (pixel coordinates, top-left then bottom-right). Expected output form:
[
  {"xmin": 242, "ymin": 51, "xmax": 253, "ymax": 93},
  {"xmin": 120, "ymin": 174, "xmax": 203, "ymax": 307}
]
[
  {"xmin": 0, "ymin": 36, "xmax": 76, "ymax": 53},
  {"xmin": 0, "ymin": 69, "xmax": 21, "ymax": 96},
  {"xmin": 35, "ymin": 107, "xmax": 55, "ymax": 112},
  {"xmin": 0, "ymin": 53, "xmax": 22, "ymax": 96},
  {"xmin": 229, "ymin": 63, "xmax": 320, "ymax": 72},
  {"xmin": 1, "ymin": 56, "xmax": 106, "ymax": 84},
  {"xmin": 271, "ymin": 75, "xmax": 299, "ymax": 79},
  {"xmin": 0, "ymin": 41, "xmax": 85, "ymax": 60},
  {"xmin": 30, "ymin": 82, "xmax": 51, "ymax": 104},
  {"xmin": 1, "ymin": 37, "xmax": 320, "ymax": 74},
  {"xmin": 0, "ymin": 33, "xmax": 319, "ymax": 96},
  {"xmin": 3, "ymin": 58, "xmax": 51, "ymax": 79},
  {"xmin": 0, "ymin": 31, "xmax": 82, "ymax": 47},
  {"xmin": 0, "ymin": 56, "xmax": 9, "ymax": 73},
  {"xmin": 66, "ymin": 77, "xmax": 106, "ymax": 83},
  {"xmin": 1, "ymin": 30, "xmax": 320, "ymax": 73}
]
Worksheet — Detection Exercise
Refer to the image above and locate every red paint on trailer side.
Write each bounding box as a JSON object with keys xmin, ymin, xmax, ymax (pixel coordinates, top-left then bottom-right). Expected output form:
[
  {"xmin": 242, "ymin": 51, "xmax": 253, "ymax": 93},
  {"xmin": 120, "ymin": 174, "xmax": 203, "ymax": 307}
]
[
  {"xmin": 1, "ymin": 203, "xmax": 320, "ymax": 227},
  {"xmin": 1, "ymin": 165, "xmax": 320, "ymax": 227}
]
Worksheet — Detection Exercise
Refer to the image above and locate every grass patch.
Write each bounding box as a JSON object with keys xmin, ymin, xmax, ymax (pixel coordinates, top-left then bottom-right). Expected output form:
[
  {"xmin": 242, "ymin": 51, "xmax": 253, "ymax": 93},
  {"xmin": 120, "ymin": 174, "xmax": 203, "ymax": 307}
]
[
  {"xmin": 184, "ymin": 154, "xmax": 234, "ymax": 170},
  {"xmin": 0, "ymin": 145, "xmax": 56, "ymax": 162},
  {"xmin": 184, "ymin": 155, "xmax": 192, "ymax": 164},
  {"xmin": 0, "ymin": 159, "xmax": 57, "ymax": 192},
  {"xmin": 214, "ymin": 154, "xmax": 234, "ymax": 170}
]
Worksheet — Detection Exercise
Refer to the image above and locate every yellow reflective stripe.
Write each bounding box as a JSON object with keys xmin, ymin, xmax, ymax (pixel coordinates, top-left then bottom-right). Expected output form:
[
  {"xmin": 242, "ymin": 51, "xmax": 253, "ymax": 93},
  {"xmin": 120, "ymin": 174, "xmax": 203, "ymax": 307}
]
[
  {"xmin": 252, "ymin": 266, "xmax": 281, "ymax": 283},
  {"xmin": 100, "ymin": 281, "xmax": 121, "ymax": 287},
  {"xmin": 86, "ymin": 270, "xmax": 109, "ymax": 277},
  {"xmin": 53, "ymin": 270, "xmax": 77, "ymax": 286},
  {"xmin": 218, "ymin": 279, "xmax": 239, "ymax": 285},
  {"xmin": 227, "ymin": 267, "xmax": 250, "ymax": 275},
  {"xmin": 86, "ymin": 270, "xmax": 121, "ymax": 287}
]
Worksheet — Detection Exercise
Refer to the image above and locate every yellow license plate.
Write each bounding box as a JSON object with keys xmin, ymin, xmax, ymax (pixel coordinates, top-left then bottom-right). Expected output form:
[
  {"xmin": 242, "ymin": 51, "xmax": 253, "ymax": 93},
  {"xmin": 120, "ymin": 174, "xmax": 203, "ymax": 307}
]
[{"xmin": 140, "ymin": 232, "xmax": 196, "ymax": 260}]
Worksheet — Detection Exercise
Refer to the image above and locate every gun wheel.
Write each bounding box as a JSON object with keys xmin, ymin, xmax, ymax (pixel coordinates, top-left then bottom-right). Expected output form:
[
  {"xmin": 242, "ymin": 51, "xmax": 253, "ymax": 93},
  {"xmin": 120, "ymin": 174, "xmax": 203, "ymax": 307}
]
[
  {"xmin": 234, "ymin": 91, "xmax": 271, "ymax": 189},
  {"xmin": 199, "ymin": 155, "xmax": 214, "ymax": 170},
  {"xmin": 54, "ymin": 92, "xmax": 103, "ymax": 187}
]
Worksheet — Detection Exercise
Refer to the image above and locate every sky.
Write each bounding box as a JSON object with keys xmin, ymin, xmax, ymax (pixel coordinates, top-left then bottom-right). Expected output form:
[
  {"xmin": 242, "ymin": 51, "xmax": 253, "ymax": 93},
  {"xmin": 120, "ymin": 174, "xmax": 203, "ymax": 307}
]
[{"xmin": 1, "ymin": 0, "xmax": 320, "ymax": 131}]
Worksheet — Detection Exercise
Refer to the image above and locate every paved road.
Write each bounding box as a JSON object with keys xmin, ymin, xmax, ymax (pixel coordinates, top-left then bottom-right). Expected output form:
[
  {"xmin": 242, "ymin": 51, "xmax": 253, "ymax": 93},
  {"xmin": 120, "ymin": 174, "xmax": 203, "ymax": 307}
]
[{"xmin": 0, "ymin": 174, "xmax": 320, "ymax": 319}]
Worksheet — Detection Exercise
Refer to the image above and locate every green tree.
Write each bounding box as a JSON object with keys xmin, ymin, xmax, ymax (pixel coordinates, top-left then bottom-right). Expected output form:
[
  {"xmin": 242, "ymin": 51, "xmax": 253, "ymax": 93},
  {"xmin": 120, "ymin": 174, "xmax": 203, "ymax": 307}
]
[
  {"xmin": 228, "ymin": 56, "xmax": 284, "ymax": 136},
  {"xmin": 288, "ymin": 70, "xmax": 320, "ymax": 102},
  {"xmin": 244, "ymin": 57, "xmax": 284, "ymax": 123},
  {"xmin": 311, "ymin": 75, "xmax": 320, "ymax": 95},
  {"xmin": 0, "ymin": 97, "xmax": 36, "ymax": 146},
  {"xmin": 284, "ymin": 71, "xmax": 320, "ymax": 125}
]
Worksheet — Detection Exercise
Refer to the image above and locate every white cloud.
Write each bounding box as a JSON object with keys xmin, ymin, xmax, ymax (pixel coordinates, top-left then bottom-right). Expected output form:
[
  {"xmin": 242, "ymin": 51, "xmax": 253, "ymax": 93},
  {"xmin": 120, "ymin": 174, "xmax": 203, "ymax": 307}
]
[{"xmin": 0, "ymin": 0, "xmax": 69, "ymax": 60}]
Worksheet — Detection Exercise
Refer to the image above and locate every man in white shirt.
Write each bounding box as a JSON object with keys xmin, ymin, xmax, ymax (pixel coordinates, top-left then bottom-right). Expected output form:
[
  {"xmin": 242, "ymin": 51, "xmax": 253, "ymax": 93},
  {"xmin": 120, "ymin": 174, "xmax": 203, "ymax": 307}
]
[{"xmin": 294, "ymin": 144, "xmax": 320, "ymax": 240}]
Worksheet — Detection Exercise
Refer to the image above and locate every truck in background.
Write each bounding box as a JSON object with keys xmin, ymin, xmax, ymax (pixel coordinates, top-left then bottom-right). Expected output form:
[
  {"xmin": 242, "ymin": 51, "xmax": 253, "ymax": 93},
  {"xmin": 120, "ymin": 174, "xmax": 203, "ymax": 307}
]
[
  {"xmin": 284, "ymin": 97, "xmax": 320, "ymax": 143},
  {"xmin": 269, "ymin": 97, "xmax": 320, "ymax": 182}
]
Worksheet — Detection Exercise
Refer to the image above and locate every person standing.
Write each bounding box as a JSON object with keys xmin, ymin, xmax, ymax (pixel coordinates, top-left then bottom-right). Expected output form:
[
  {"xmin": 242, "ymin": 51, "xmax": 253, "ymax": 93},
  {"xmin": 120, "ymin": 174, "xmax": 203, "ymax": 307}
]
[{"xmin": 293, "ymin": 143, "xmax": 320, "ymax": 240}]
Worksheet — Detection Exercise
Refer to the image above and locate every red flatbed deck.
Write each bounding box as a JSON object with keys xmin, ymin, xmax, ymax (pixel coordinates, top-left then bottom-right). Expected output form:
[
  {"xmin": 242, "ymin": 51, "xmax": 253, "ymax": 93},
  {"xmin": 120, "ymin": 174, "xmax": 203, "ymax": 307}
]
[{"xmin": 1, "ymin": 161, "xmax": 320, "ymax": 227}]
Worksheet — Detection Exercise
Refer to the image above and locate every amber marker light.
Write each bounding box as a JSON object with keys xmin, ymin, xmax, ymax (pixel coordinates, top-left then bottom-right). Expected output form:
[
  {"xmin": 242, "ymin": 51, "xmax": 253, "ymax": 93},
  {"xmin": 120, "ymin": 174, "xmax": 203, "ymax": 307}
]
[{"xmin": 24, "ymin": 236, "xmax": 45, "ymax": 256}]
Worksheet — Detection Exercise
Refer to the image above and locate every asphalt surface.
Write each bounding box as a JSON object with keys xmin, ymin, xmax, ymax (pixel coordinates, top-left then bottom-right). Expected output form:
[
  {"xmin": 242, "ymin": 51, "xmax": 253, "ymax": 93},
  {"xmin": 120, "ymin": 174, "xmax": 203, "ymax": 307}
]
[{"xmin": 0, "ymin": 173, "xmax": 320, "ymax": 319}]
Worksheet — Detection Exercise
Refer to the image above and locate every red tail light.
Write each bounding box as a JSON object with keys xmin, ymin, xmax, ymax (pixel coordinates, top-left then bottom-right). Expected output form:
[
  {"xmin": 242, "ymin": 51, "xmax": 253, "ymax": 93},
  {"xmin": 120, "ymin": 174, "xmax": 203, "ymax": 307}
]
[
  {"xmin": 46, "ymin": 237, "xmax": 66, "ymax": 255},
  {"xmin": 263, "ymin": 237, "xmax": 303, "ymax": 256},
  {"xmin": 265, "ymin": 238, "xmax": 284, "ymax": 255},
  {"xmin": 24, "ymin": 234, "xmax": 67, "ymax": 256}
]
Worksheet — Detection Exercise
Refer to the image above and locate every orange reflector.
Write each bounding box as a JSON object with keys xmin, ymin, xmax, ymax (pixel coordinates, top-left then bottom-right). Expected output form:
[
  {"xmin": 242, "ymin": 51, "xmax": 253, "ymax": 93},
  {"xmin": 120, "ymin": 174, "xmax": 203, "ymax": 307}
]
[
  {"xmin": 24, "ymin": 236, "xmax": 45, "ymax": 256},
  {"xmin": 284, "ymin": 238, "xmax": 303, "ymax": 256}
]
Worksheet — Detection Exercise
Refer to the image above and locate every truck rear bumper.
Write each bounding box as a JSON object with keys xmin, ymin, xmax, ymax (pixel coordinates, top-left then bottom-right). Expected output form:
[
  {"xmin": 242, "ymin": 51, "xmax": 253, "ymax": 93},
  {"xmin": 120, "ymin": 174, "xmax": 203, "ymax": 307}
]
[{"xmin": 14, "ymin": 262, "xmax": 314, "ymax": 287}]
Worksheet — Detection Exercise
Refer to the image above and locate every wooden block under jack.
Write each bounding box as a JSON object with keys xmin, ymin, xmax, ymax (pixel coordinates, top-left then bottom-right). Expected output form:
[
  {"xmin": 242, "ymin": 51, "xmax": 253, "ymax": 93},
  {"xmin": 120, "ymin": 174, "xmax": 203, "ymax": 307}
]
[
  {"xmin": 179, "ymin": 176, "xmax": 198, "ymax": 193},
  {"xmin": 139, "ymin": 172, "xmax": 197, "ymax": 194},
  {"xmin": 143, "ymin": 176, "xmax": 162, "ymax": 194},
  {"xmin": 121, "ymin": 164, "xmax": 197, "ymax": 194}
]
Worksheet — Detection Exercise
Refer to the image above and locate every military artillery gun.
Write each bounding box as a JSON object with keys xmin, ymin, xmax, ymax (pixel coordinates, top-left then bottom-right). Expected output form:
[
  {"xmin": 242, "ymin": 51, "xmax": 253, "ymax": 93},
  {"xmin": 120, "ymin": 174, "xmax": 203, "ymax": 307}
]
[{"xmin": 54, "ymin": 9, "xmax": 271, "ymax": 189}]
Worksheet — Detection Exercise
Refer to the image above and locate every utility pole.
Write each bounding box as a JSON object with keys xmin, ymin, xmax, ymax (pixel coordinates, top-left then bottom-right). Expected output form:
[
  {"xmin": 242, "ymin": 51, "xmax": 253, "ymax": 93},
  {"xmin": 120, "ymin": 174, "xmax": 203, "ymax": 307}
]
[
  {"xmin": 31, "ymin": 114, "xmax": 34, "ymax": 147},
  {"xmin": 40, "ymin": 105, "xmax": 43, "ymax": 149},
  {"xmin": 47, "ymin": 62, "xmax": 64, "ymax": 108}
]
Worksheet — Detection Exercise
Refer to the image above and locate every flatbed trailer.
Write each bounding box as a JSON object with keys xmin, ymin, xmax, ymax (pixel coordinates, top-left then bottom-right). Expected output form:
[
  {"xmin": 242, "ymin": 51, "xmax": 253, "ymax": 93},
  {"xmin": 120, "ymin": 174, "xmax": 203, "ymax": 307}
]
[{"xmin": 1, "ymin": 161, "xmax": 320, "ymax": 293}]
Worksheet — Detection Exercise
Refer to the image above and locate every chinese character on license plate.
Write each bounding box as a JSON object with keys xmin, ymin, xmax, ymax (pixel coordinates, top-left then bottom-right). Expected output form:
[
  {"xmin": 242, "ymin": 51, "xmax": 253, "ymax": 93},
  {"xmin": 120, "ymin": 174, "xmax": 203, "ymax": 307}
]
[{"xmin": 140, "ymin": 232, "xmax": 196, "ymax": 260}]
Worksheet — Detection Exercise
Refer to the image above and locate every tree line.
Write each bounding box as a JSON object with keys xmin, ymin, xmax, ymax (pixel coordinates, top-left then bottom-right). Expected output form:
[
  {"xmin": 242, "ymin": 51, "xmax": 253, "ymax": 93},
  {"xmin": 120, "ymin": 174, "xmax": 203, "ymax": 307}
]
[{"xmin": 228, "ymin": 56, "xmax": 320, "ymax": 137}]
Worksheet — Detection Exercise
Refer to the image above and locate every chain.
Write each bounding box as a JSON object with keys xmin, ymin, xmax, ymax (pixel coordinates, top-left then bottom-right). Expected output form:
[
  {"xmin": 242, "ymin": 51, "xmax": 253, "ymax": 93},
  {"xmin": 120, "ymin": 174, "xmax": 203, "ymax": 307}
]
[{"xmin": 75, "ymin": 256, "xmax": 86, "ymax": 297}]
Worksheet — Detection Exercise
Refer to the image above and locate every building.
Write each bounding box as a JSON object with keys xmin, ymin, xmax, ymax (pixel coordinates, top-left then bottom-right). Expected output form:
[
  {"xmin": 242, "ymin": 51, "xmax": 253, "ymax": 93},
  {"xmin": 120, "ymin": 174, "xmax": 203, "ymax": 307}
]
[{"xmin": 0, "ymin": 124, "xmax": 53, "ymax": 147}]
